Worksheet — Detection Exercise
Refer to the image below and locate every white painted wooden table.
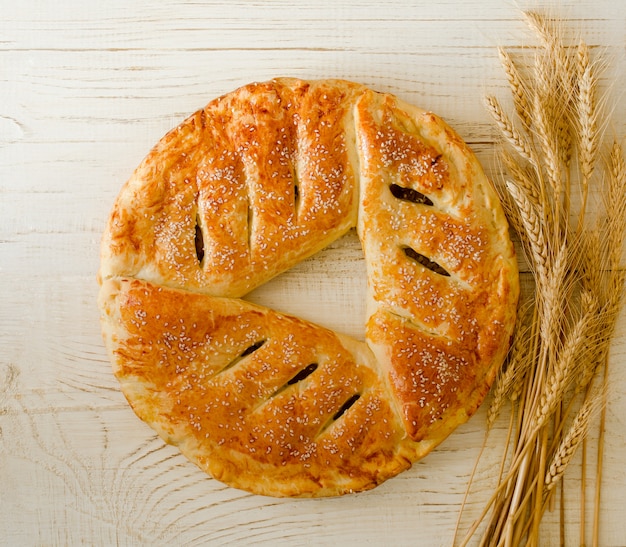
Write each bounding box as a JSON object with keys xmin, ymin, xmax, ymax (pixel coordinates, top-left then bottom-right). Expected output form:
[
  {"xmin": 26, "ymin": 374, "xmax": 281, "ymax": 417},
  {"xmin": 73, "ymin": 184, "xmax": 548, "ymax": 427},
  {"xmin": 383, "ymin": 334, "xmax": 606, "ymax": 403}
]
[{"xmin": 1, "ymin": 1, "xmax": 625, "ymax": 545}]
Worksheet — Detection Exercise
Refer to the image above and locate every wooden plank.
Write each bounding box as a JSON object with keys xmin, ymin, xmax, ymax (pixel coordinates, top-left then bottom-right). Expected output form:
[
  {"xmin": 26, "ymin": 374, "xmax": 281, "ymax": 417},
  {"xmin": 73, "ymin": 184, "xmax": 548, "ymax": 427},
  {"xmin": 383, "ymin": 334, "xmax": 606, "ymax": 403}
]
[{"xmin": 1, "ymin": 0, "xmax": 625, "ymax": 544}]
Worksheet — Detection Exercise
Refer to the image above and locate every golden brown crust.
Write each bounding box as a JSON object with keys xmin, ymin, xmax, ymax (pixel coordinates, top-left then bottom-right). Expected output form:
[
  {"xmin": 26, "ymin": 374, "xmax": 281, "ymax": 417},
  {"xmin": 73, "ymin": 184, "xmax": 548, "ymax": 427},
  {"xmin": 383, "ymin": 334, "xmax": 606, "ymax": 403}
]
[
  {"xmin": 98, "ymin": 78, "xmax": 519, "ymax": 497},
  {"xmin": 355, "ymin": 90, "xmax": 518, "ymax": 440},
  {"xmin": 100, "ymin": 276, "xmax": 414, "ymax": 497},
  {"xmin": 100, "ymin": 78, "xmax": 364, "ymax": 297}
]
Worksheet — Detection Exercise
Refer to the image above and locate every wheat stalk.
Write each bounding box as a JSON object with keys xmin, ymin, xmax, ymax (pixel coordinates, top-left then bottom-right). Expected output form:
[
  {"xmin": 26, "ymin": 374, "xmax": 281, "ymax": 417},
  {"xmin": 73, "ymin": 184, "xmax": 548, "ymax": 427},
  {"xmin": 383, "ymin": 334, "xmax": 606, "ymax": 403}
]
[
  {"xmin": 455, "ymin": 11, "xmax": 625, "ymax": 547},
  {"xmin": 487, "ymin": 303, "xmax": 534, "ymax": 429}
]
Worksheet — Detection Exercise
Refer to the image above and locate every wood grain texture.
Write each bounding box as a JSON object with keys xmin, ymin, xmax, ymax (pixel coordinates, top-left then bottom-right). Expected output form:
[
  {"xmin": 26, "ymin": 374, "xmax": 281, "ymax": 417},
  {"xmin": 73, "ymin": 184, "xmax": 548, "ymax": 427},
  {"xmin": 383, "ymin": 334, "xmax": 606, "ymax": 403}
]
[{"xmin": 1, "ymin": 0, "xmax": 625, "ymax": 545}]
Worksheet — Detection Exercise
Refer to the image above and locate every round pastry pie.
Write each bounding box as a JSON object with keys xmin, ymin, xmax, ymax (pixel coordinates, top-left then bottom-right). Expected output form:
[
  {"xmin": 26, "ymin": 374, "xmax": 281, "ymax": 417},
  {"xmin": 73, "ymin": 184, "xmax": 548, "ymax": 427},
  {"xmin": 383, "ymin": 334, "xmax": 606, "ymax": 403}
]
[{"xmin": 98, "ymin": 78, "xmax": 519, "ymax": 497}]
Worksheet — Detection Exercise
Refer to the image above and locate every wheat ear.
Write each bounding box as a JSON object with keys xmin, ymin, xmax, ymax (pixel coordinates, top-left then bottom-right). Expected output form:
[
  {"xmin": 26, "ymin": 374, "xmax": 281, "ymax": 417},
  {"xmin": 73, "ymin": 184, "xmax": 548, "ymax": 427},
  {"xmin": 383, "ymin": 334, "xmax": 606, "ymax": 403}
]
[
  {"xmin": 498, "ymin": 46, "xmax": 532, "ymax": 129},
  {"xmin": 545, "ymin": 393, "xmax": 601, "ymax": 494},
  {"xmin": 576, "ymin": 40, "xmax": 600, "ymax": 225},
  {"xmin": 506, "ymin": 179, "xmax": 549, "ymax": 281},
  {"xmin": 485, "ymin": 95, "xmax": 536, "ymax": 166},
  {"xmin": 533, "ymin": 298, "xmax": 596, "ymax": 431}
]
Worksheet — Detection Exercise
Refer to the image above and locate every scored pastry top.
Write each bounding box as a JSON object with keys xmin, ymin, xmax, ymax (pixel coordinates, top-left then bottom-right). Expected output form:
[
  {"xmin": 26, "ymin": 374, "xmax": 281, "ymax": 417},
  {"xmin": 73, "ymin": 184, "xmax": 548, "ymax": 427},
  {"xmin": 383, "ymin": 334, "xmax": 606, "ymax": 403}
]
[
  {"xmin": 100, "ymin": 79, "xmax": 364, "ymax": 298},
  {"xmin": 98, "ymin": 78, "xmax": 519, "ymax": 497}
]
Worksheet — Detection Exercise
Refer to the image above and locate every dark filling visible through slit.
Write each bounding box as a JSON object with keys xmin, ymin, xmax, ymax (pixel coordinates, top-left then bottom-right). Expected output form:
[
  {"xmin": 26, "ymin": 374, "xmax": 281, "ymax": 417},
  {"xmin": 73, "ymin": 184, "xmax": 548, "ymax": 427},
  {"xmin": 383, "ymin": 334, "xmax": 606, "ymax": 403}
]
[
  {"xmin": 293, "ymin": 167, "xmax": 300, "ymax": 218},
  {"xmin": 332, "ymin": 393, "xmax": 361, "ymax": 421},
  {"xmin": 194, "ymin": 216, "xmax": 204, "ymax": 263},
  {"xmin": 246, "ymin": 205, "xmax": 253, "ymax": 249},
  {"xmin": 403, "ymin": 246, "xmax": 450, "ymax": 277},
  {"xmin": 389, "ymin": 183, "xmax": 433, "ymax": 206},
  {"xmin": 287, "ymin": 362, "xmax": 317, "ymax": 385},
  {"xmin": 218, "ymin": 340, "xmax": 266, "ymax": 375},
  {"xmin": 269, "ymin": 363, "xmax": 318, "ymax": 400},
  {"xmin": 241, "ymin": 340, "xmax": 266, "ymax": 357}
]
